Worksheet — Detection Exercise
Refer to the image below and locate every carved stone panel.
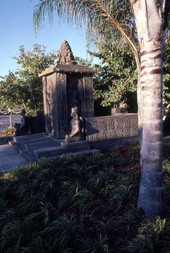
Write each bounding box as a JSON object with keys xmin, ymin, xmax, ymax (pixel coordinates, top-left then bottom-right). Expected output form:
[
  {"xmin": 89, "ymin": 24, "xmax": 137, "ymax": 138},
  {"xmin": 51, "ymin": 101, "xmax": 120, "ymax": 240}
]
[
  {"xmin": 85, "ymin": 114, "xmax": 138, "ymax": 142},
  {"xmin": 83, "ymin": 76, "xmax": 94, "ymax": 117},
  {"xmin": 42, "ymin": 75, "xmax": 53, "ymax": 135},
  {"xmin": 67, "ymin": 73, "xmax": 94, "ymax": 118},
  {"xmin": 42, "ymin": 72, "xmax": 68, "ymax": 139},
  {"xmin": 56, "ymin": 72, "xmax": 68, "ymax": 138},
  {"xmin": 55, "ymin": 40, "xmax": 75, "ymax": 65}
]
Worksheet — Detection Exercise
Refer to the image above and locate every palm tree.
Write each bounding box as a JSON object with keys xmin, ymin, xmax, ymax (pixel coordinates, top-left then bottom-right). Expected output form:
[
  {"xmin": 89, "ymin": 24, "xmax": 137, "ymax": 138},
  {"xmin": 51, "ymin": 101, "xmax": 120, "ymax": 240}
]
[
  {"xmin": 132, "ymin": 0, "xmax": 169, "ymax": 216},
  {"xmin": 34, "ymin": 0, "xmax": 170, "ymax": 216}
]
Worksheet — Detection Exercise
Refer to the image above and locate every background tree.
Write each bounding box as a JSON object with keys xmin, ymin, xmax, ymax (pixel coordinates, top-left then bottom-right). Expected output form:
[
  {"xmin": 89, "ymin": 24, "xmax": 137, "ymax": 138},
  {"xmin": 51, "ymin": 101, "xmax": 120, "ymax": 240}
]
[
  {"xmin": 92, "ymin": 32, "xmax": 170, "ymax": 115},
  {"xmin": 0, "ymin": 44, "xmax": 56, "ymax": 114},
  {"xmin": 92, "ymin": 43, "xmax": 137, "ymax": 111},
  {"xmin": 0, "ymin": 72, "xmax": 18, "ymax": 109}
]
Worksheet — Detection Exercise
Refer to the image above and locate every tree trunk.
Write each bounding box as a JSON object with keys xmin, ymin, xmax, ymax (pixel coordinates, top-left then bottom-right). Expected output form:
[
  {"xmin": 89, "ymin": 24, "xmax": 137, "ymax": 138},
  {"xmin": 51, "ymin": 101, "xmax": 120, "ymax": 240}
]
[
  {"xmin": 138, "ymin": 43, "xmax": 163, "ymax": 216},
  {"xmin": 137, "ymin": 73, "xmax": 142, "ymax": 144},
  {"xmin": 9, "ymin": 111, "xmax": 12, "ymax": 128},
  {"xmin": 131, "ymin": 0, "xmax": 166, "ymax": 216}
]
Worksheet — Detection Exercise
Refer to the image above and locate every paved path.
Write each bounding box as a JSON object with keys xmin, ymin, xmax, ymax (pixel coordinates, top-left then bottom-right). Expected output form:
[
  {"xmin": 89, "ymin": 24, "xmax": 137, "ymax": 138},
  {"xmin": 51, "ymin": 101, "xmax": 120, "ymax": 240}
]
[{"xmin": 0, "ymin": 144, "xmax": 28, "ymax": 174}]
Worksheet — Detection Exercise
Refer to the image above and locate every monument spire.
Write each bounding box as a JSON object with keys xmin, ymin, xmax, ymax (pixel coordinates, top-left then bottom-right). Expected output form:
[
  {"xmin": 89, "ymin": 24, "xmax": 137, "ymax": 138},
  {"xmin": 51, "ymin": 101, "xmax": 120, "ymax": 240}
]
[{"xmin": 56, "ymin": 40, "xmax": 75, "ymax": 65}]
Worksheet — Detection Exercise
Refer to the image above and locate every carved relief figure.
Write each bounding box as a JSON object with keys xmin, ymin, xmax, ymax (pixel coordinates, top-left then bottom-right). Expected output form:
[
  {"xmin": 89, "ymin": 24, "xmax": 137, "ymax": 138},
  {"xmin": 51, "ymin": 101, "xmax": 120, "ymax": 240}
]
[{"xmin": 55, "ymin": 40, "xmax": 75, "ymax": 65}]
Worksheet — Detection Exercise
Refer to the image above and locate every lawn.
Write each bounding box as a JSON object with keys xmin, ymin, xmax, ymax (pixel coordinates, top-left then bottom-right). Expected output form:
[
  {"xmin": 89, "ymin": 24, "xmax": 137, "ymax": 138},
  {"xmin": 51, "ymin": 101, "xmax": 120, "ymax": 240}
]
[{"xmin": 0, "ymin": 142, "xmax": 170, "ymax": 253}]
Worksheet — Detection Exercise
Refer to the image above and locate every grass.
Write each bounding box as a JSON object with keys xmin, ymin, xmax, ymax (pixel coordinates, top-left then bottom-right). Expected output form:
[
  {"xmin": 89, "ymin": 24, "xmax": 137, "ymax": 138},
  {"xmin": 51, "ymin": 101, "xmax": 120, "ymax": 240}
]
[{"xmin": 0, "ymin": 144, "xmax": 170, "ymax": 253}]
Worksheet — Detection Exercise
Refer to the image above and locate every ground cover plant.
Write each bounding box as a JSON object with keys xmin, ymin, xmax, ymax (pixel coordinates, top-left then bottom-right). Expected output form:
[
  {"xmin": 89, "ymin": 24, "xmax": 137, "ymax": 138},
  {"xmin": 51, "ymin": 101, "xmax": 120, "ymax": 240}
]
[{"xmin": 0, "ymin": 144, "xmax": 170, "ymax": 253}]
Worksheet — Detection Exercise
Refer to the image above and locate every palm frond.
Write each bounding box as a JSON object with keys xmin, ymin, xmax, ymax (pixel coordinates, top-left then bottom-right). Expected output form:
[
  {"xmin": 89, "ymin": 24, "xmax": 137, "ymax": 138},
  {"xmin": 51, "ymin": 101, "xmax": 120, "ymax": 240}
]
[{"xmin": 33, "ymin": 0, "xmax": 140, "ymax": 69}]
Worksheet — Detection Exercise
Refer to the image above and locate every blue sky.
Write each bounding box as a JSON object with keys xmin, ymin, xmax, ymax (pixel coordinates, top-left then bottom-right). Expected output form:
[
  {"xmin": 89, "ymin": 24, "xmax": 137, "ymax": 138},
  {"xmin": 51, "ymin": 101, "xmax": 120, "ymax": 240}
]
[{"xmin": 0, "ymin": 0, "xmax": 90, "ymax": 77}]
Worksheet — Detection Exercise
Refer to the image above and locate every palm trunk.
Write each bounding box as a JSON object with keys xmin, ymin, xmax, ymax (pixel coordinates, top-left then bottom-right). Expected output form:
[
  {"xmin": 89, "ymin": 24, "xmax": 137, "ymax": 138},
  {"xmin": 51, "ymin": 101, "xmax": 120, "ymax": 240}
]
[
  {"xmin": 137, "ymin": 73, "xmax": 142, "ymax": 145},
  {"xmin": 137, "ymin": 43, "xmax": 163, "ymax": 216},
  {"xmin": 130, "ymin": 0, "xmax": 166, "ymax": 216}
]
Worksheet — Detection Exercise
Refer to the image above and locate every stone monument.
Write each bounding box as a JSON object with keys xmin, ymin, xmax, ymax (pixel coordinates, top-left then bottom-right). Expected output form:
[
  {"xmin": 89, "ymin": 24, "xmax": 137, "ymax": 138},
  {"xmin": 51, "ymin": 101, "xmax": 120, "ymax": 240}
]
[{"xmin": 39, "ymin": 40, "xmax": 94, "ymax": 139}]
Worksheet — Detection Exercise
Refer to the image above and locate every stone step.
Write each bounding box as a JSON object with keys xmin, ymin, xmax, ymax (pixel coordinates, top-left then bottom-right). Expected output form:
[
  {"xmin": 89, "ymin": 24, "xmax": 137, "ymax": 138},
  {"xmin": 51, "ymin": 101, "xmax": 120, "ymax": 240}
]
[
  {"xmin": 25, "ymin": 140, "xmax": 62, "ymax": 152},
  {"xmin": 36, "ymin": 148, "xmax": 101, "ymax": 160},
  {"xmin": 9, "ymin": 140, "xmax": 27, "ymax": 152},
  {"xmin": 61, "ymin": 140, "xmax": 88, "ymax": 148},
  {"xmin": 34, "ymin": 143, "xmax": 91, "ymax": 159},
  {"xmin": 9, "ymin": 133, "xmax": 99, "ymax": 161},
  {"xmin": 15, "ymin": 136, "xmax": 56, "ymax": 145},
  {"xmin": 13, "ymin": 133, "xmax": 47, "ymax": 142},
  {"xmin": 10, "ymin": 142, "xmax": 37, "ymax": 161},
  {"xmin": 21, "ymin": 150, "xmax": 38, "ymax": 162},
  {"xmin": 69, "ymin": 148, "xmax": 101, "ymax": 156}
]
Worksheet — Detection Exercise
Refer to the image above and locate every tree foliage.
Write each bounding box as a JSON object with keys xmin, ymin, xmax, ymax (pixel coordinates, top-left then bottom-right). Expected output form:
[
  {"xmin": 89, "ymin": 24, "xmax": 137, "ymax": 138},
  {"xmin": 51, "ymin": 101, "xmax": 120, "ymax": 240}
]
[
  {"xmin": 0, "ymin": 72, "xmax": 18, "ymax": 108},
  {"xmin": 92, "ymin": 32, "xmax": 170, "ymax": 111},
  {"xmin": 0, "ymin": 44, "xmax": 56, "ymax": 114},
  {"xmin": 34, "ymin": 0, "xmax": 139, "ymax": 67},
  {"xmin": 92, "ymin": 43, "xmax": 137, "ymax": 108}
]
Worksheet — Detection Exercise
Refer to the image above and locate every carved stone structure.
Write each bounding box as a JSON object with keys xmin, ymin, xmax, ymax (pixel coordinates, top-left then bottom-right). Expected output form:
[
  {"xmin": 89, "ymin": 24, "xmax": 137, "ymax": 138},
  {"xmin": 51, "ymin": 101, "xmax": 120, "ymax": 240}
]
[
  {"xmin": 40, "ymin": 40, "xmax": 94, "ymax": 139},
  {"xmin": 85, "ymin": 113, "xmax": 138, "ymax": 148},
  {"xmin": 55, "ymin": 40, "xmax": 75, "ymax": 65}
]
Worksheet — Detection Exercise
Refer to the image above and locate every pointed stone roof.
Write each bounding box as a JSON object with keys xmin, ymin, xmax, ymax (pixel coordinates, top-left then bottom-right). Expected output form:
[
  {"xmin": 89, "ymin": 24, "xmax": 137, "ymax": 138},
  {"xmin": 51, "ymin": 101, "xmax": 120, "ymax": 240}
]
[
  {"xmin": 39, "ymin": 40, "xmax": 95, "ymax": 77},
  {"xmin": 56, "ymin": 40, "xmax": 75, "ymax": 65}
]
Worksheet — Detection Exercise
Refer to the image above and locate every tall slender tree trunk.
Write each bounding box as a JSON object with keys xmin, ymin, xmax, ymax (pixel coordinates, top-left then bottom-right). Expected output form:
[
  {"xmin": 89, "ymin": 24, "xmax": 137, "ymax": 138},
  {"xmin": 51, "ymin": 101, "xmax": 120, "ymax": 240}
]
[
  {"xmin": 131, "ymin": 0, "xmax": 166, "ymax": 216},
  {"xmin": 137, "ymin": 74, "xmax": 142, "ymax": 144},
  {"xmin": 138, "ymin": 42, "xmax": 163, "ymax": 216},
  {"xmin": 9, "ymin": 110, "xmax": 12, "ymax": 128}
]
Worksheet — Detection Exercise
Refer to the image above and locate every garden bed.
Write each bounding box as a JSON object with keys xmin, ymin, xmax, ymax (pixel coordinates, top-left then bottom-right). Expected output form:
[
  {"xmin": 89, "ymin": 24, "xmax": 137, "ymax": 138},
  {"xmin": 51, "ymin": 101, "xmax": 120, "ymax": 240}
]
[{"xmin": 0, "ymin": 144, "xmax": 170, "ymax": 252}]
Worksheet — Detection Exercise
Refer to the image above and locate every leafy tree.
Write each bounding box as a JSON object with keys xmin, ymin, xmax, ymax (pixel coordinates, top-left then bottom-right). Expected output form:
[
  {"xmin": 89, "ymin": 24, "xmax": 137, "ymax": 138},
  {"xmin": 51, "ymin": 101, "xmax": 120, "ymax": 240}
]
[
  {"xmin": 86, "ymin": 1, "xmax": 137, "ymax": 110},
  {"xmin": 92, "ymin": 33, "xmax": 170, "ymax": 113},
  {"xmin": 0, "ymin": 72, "xmax": 18, "ymax": 108},
  {"xmin": 74, "ymin": 56, "xmax": 93, "ymax": 67},
  {"xmin": 34, "ymin": 0, "xmax": 170, "ymax": 216},
  {"xmin": 0, "ymin": 44, "xmax": 56, "ymax": 114},
  {"xmin": 92, "ymin": 43, "xmax": 137, "ymax": 108}
]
